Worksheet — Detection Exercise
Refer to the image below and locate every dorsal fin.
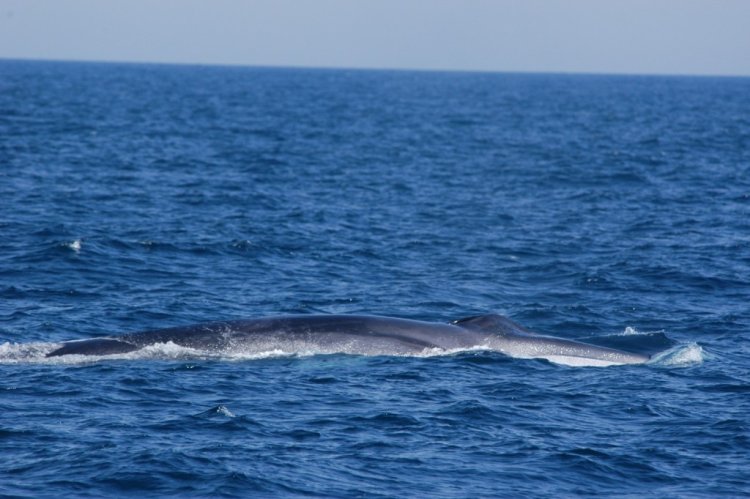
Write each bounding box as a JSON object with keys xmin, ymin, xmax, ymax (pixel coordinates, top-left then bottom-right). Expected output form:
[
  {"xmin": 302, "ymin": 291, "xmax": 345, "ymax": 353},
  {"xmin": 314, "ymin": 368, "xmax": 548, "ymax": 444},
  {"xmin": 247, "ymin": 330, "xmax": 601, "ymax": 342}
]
[{"xmin": 452, "ymin": 314, "xmax": 537, "ymax": 336}]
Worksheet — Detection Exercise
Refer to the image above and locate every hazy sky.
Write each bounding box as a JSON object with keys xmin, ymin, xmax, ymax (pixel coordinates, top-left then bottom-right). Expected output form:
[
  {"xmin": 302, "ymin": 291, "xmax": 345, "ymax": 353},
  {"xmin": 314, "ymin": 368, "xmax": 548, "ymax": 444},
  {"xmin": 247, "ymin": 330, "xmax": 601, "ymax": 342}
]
[{"xmin": 1, "ymin": 0, "xmax": 748, "ymax": 76}]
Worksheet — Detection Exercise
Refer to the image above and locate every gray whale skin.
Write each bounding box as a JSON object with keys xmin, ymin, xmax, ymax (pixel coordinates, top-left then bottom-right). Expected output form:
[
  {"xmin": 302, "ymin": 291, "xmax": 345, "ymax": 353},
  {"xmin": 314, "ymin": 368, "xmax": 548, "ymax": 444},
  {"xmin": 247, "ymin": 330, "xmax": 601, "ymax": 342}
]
[{"xmin": 46, "ymin": 314, "xmax": 649, "ymax": 367}]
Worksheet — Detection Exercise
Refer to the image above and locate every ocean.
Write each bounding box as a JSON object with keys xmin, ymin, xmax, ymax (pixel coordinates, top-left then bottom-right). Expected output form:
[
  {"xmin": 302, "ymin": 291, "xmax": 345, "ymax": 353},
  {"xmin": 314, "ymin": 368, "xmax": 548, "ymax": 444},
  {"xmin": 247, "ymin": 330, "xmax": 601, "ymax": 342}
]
[{"xmin": 1, "ymin": 59, "xmax": 749, "ymax": 497}]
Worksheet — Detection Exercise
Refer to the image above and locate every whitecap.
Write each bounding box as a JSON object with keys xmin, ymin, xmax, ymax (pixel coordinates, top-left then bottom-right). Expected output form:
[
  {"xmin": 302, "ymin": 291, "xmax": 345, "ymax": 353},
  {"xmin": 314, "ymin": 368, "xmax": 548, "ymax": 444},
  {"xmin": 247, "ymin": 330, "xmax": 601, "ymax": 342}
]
[
  {"xmin": 67, "ymin": 239, "xmax": 82, "ymax": 252},
  {"xmin": 214, "ymin": 405, "xmax": 236, "ymax": 417},
  {"xmin": 0, "ymin": 341, "xmax": 61, "ymax": 363},
  {"xmin": 648, "ymin": 342, "xmax": 705, "ymax": 367}
]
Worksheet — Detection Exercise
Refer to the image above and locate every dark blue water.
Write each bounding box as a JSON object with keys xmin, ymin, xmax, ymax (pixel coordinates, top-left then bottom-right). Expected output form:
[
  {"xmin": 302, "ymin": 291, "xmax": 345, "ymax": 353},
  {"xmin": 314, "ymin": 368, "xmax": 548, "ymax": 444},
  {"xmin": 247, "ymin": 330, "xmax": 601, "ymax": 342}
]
[{"xmin": 1, "ymin": 60, "xmax": 749, "ymax": 497}]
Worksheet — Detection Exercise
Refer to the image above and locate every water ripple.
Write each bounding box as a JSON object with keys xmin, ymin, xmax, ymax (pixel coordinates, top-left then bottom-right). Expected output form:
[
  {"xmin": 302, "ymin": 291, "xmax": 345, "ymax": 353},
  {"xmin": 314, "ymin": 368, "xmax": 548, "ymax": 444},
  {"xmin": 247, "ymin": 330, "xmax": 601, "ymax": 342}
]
[{"xmin": 1, "ymin": 61, "xmax": 749, "ymax": 497}]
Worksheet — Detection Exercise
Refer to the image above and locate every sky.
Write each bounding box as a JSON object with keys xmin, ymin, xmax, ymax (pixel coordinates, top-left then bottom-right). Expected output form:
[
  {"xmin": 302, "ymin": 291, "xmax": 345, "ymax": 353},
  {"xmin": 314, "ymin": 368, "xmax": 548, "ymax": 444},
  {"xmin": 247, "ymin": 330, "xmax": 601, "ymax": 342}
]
[{"xmin": 1, "ymin": 0, "xmax": 749, "ymax": 77}]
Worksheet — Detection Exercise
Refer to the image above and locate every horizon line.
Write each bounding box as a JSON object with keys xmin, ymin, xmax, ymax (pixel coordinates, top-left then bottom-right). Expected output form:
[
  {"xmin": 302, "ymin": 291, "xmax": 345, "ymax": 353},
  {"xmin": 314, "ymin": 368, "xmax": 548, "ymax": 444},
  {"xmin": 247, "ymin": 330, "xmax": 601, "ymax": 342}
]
[{"xmin": 2, "ymin": 56, "xmax": 749, "ymax": 80}]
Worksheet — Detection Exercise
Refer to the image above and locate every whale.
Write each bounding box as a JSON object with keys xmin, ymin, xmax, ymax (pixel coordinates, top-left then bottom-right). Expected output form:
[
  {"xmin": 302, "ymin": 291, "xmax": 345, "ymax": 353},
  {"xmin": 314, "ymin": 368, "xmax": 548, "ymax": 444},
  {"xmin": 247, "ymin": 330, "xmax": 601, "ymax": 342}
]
[{"xmin": 45, "ymin": 314, "xmax": 650, "ymax": 367}]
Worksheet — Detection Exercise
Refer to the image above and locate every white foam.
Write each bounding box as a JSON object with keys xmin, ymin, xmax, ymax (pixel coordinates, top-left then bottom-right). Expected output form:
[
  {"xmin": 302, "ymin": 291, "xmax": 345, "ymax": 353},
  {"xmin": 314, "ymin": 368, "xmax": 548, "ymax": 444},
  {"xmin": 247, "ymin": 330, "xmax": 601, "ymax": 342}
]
[
  {"xmin": 0, "ymin": 340, "xmax": 349, "ymax": 364},
  {"xmin": 0, "ymin": 341, "xmax": 60, "ymax": 364},
  {"xmin": 220, "ymin": 348, "xmax": 300, "ymax": 361},
  {"xmin": 0, "ymin": 341, "xmax": 625, "ymax": 367},
  {"xmin": 414, "ymin": 345, "xmax": 491, "ymax": 358},
  {"xmin": 617, "ymin": 326, "xmax": 666, "ymax": 337},
  {"xmin": 215, "ymin": 405, "xmax": 235, "ymax": 417},
  {"xmin": 1, "ymin": 339, "xmax": 697, "ymax": 369},
  {"xmin": 648, "ymin": 342, "xmax": 705, "ymax": 367},
  {"xmin": 67, "ymin": 239, "xmax": 82, "ymax": 252}
]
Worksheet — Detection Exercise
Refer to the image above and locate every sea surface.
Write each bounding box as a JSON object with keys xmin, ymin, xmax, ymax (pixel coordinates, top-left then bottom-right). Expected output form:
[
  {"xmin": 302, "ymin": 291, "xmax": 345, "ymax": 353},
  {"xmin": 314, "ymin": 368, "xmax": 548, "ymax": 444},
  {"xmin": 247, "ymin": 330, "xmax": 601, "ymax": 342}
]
[{"xmin": 1, "ymin": 60, "xmax": 749, "ymax": 497}]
